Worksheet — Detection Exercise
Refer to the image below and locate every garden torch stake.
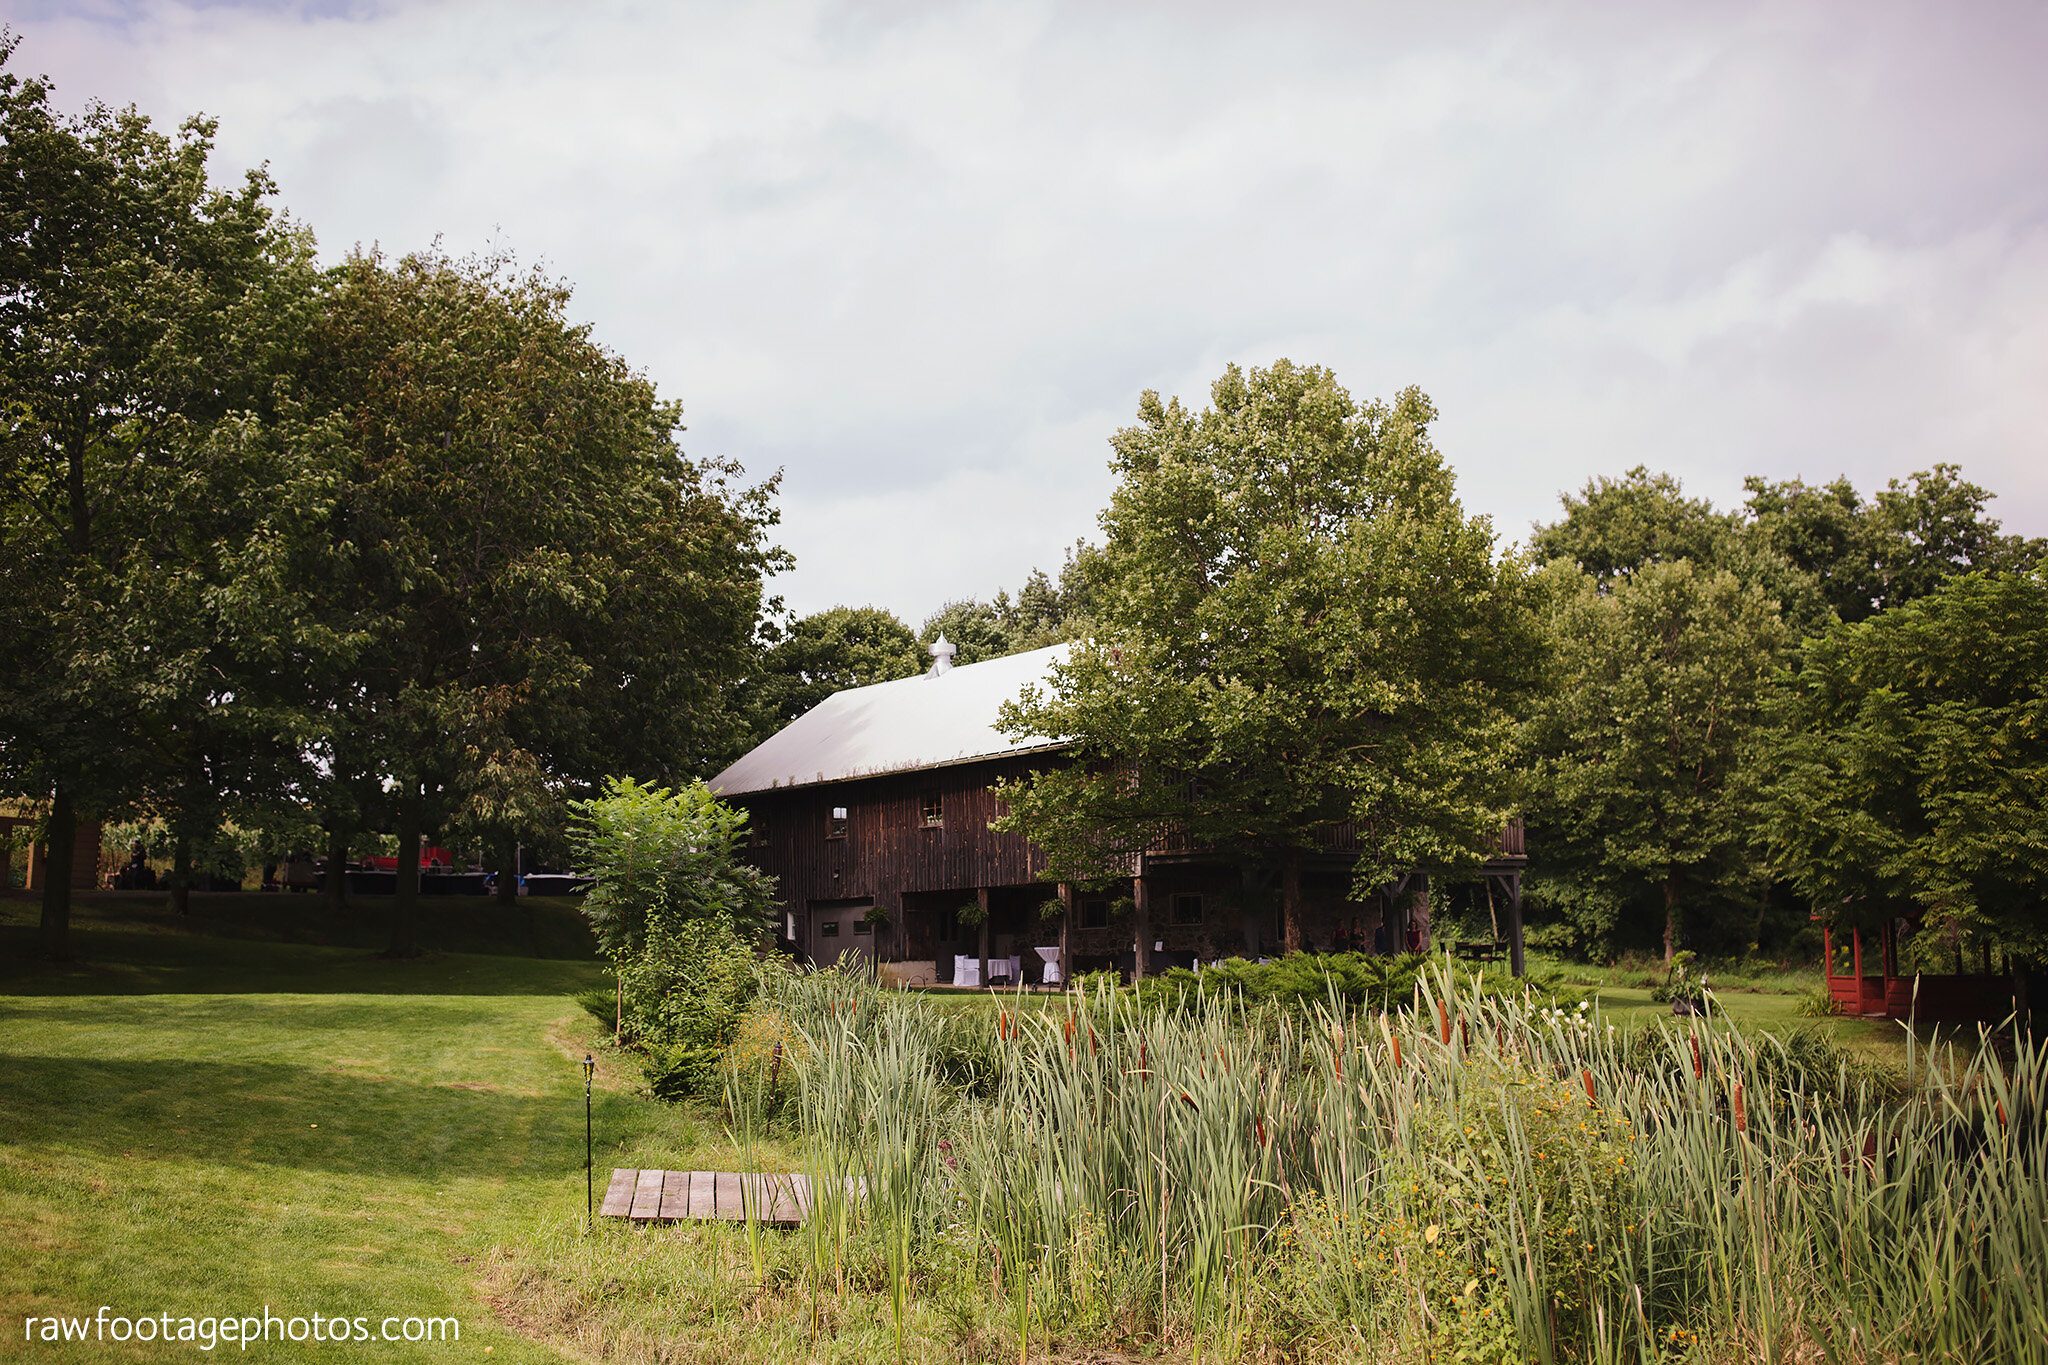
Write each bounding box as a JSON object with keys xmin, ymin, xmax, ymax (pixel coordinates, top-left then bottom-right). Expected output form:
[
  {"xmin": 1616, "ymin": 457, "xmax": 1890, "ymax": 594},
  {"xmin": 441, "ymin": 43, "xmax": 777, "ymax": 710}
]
[{"xmin": 584, "ymin": 1053, "xmax": 595, "ymax": 1231}]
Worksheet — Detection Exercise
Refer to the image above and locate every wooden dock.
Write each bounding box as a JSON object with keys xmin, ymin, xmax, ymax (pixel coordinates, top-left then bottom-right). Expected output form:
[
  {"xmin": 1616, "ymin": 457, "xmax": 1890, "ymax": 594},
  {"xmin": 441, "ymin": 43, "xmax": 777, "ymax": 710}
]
[{"xmin": 599, "ymin": 1169, "xmax": 857, "ymax": 1226}]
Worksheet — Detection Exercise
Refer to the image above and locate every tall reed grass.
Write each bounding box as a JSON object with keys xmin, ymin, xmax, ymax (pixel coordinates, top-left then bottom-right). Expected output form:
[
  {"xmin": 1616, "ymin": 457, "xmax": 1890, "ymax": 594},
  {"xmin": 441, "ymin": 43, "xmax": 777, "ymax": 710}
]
[{"xmin": 724, "ymin": 963, "xmax": 2045, "ymax": 1363}]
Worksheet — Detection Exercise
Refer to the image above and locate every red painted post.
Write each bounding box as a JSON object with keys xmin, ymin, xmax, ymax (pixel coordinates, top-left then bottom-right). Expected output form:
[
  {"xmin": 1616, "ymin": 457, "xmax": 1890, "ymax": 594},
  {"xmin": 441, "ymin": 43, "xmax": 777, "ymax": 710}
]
[{"xmin": 1852, "ymin": 928, "xmax": 1864, "ymax": 1011}]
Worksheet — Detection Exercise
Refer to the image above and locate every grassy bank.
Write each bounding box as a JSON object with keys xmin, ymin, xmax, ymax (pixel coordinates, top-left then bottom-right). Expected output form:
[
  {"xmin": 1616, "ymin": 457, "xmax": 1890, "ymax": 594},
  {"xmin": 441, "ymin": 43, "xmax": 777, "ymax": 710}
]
[
  {"xmin": 6, "ymin": 898, "xmax": 2033, "ymax": 1363},
  {"xmin": 1, "ymin": 893, "xmax": 625, "ymax": 1362}
]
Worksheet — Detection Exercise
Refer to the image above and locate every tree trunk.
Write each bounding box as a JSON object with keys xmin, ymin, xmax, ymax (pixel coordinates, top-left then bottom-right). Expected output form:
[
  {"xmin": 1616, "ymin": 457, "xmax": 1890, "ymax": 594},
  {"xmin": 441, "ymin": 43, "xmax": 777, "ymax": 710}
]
[
  {"xmin": 326, "ymin": 825, "xmax": 350, "ymax": 913},
  {"xmin": 1132, "ymin": 873, "xmax": 1151, "ymax": 981},
  {"xmin": 2015, "ymin": 957, "xmax": 2032, "ymax": 1039},
  {"xmin": 496, "ymin": 831, "xmax": 520, "ymax": 906},
  {"xmin": 1280, "ymin": 846, "xmax": 1304, "ymax": 955},
  {"xmin": 37, "ymin": 785, "xmax": 76, "ymax": 959},
  {"xmin": 1662, "ymin": 876, "xmax": 1681, "ymax": 965},
  {"xmin": 1507, "ymin": 873, "xmax": 1526, "ymax": 979},
  {"xmin": 389, "ymin": 784, "xmax": 423, "ymax": 957},
  {"xmin": 1381, "ymin": 883, "xmax": 1403, "ymax": 959},
  {"xmin": 169, "ymin": 835, "xmax": 192, "ymax": 916}
]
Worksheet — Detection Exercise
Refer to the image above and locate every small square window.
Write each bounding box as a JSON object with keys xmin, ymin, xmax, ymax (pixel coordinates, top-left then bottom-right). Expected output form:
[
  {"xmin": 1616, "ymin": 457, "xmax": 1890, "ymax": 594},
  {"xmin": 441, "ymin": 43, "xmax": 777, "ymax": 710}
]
[
  {"xmin": 750, "ymin": 819, "xmax": 769, "ymax": 846},
  {"xmin": 921, "ymin": 792, "xmax": 943, "ymax": 827},
  {"xmin": 820, "ymin": 920, "xmax": 840, "ymax": 938},
  {"xmin": 1172, "ymin": 893, "xmax": 1203, "ymax": 925},
  {"xmin": 827, "ymin": 806, "xmax": 848, "ymax": 838},
  {"xmin": 854, "ymin": 919, "xmax": 872, "ymax": 935},
  {"xmin": 1082, "ymin": 899, "xmax": 1109, "ymax": 929}
]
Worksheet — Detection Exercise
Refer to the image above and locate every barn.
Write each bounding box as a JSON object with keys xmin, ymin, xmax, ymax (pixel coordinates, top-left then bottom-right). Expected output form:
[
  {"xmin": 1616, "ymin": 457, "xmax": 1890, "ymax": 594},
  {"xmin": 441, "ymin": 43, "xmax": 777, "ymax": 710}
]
[{"xmin": 710, "ymin": 639, "xmax": 1528, "ymax": 985}]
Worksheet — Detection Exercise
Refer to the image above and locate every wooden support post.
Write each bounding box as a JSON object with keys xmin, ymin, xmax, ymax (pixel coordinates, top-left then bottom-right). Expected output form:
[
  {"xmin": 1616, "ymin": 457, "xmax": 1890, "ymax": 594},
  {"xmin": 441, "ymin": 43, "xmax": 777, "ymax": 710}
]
[
  {"xmin": 977, "ymin": 886, "xmax": 990, "ymax": 989},
  {"xmin": 1853, "ymin": 927, "xmax": 1864, "ymax": 1010},
  {"xmin": 1507, "ymin": 872, "xmax": 1525, "ymax": 979},
  {"xmin": 1133, "ymin": 866, "xmax": 1151, "ymax": 982},
  {"xmin": 1057, "ymin": 881, "xmax": 1072, "ymax": 989},
  {"xmin": 1823, "ymin": 926, "xmax": 1834, "ymax": 983}
]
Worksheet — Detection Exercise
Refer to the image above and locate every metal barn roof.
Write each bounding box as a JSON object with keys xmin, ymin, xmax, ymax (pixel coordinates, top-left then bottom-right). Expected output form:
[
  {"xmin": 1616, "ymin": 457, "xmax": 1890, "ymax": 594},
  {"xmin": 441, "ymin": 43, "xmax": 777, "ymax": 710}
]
[{"xmin": 709, "ymin": 643, "xmax": 1071, "ymax": 796}]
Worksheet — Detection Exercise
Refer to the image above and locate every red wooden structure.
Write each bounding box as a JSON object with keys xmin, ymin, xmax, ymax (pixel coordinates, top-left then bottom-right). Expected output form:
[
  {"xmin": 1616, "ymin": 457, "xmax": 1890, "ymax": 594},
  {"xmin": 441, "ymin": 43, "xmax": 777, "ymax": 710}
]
[{"xmin": 1821, "ymin": 919, "xmax": 2012, "ymax": 1023}]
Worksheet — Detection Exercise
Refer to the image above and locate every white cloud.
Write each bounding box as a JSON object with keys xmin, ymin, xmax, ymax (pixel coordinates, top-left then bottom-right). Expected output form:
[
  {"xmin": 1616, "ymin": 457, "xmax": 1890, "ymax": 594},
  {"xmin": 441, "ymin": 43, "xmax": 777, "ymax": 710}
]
[{"xmin": 19, "ymin": 0, "xmax": 2048, "ymax": 619}]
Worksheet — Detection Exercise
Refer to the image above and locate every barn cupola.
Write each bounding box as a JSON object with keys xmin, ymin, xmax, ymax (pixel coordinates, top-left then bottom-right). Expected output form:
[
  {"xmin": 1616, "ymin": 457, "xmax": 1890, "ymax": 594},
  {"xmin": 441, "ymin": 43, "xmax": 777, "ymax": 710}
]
[{"xmin": 928, "ymin": 634, "xmax": 957, "ymax": 676}]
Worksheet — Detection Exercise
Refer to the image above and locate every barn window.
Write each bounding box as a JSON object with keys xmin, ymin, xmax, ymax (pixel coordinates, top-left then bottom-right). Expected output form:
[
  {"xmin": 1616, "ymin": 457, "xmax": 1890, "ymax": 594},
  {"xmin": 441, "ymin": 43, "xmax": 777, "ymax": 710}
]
[
  {"xmin": 921, "ymin": 792, "xmax": 943, "ymax": 827},
  {"xmin": 1172, "ymin": 893, "xmax": 1204, "ymax": 925},
  {"xmin": 853, "ymin": 919, "xmax": 873, "ymax": 935},
  {"xmin": 750, "ymin": 818, "xmax": 769, "ymax": 846},
  {"xmin": 827, "ymin": 806, "xmax": 848, "ymax": 838},
  {"xmin": 820, "ymin": 920, "xmax": 840, "ymax": 937},
  {"xmin": 1082, "ymin": 899, "xmax": 1109, "ymax": 928}
]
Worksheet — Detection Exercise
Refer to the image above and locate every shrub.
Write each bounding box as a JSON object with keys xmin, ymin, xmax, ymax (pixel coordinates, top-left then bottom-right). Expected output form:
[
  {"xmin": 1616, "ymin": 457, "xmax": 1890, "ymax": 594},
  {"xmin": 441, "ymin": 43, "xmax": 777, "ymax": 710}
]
[
  {"xmin": 1136, "ymin": 951, "xmax": 1586, "ymax": 1013},
  {"xmin": 569, "ymin": 776, "xmax": 777, "ymax": 1096},
  {"xmin": 620, "ymin": 914, "xmax": 758, "ymax": 1098}
]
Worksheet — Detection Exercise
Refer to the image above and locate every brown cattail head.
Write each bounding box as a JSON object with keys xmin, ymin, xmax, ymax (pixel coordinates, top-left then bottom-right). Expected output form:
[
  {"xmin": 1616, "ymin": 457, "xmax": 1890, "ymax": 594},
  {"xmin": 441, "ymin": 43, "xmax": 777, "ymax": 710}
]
[
  {"xmin": 1997, "ymin": 1101, "xmax": 2008, "ymax": 1131},
  {"xmin": 1063, "ymin": 1016, "xmax": 1075, "ymax": 1043},
  {"xmin": 1180, "ymin": 1092, "xmax": 1198, "ymax": 1111},
  {"xmin": 1583, "ymin": 1068, "xmax": 1596, "ymax": 1105},
  {"xmin": 998, "ymin": 1009, "xmax": 1010, "ymax": 1041},
  {"xmin": 1437, "ymin": 999, "xmax": 1450, "ymax": 1045},
  {"xmin": 1138, "ymin": 1039, "xmax": 1148, "ymax": 1073},
  {"xmin": 1254, "ymin": 1116, "xmax": 1268, "ymax": 1147},
  {"xmin": 1691, "ymin": 1035, "xmax": 1704, "ymax": 1080},
  {"xmin": 1391, "ymin": 1035, "xmax": 1403, "ymax": 1070},
  {"xmin": 1461, "ymin": 1018, "xmax": 1471, "ymax": 1051},
  {"xmin": 1733, "ymin": 1081, "xmax": 1747, "ymax": 1133}
]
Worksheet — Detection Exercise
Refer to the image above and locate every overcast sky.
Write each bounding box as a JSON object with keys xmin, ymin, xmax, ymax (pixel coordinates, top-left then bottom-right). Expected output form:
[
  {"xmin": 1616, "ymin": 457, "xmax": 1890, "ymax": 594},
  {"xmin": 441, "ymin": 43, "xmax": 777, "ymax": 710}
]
[{"xmin": 19, "ymin": 0, "xmax": 2048, "ymax": 624}]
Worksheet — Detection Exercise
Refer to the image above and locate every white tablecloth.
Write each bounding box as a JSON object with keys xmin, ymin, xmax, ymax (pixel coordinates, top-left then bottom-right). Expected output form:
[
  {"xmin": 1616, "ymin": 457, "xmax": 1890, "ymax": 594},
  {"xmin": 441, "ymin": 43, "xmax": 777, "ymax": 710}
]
[
  {"xmin": 953, "ymin": 954, "xmax": 1024, "ymax": 987},
  {"xmin": 1033, "ymin": 945, "xmax": 1062, "ymax": 985}
]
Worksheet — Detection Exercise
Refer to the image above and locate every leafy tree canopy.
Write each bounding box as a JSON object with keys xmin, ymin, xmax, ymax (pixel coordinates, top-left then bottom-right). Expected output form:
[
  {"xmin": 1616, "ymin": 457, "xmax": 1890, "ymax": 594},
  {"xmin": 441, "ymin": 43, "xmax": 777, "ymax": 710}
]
[
  {"xmin": 1524, "ymin": 560, "xmax": 1788, "ymax": 961},
  {"xmin": 569, "ymin": 775, "xmax": 776, "ymax": 961},
  {"xmin": 1745, "ymin": 464, "xmax": 2043, "ymax": 623},
  {"xmin": 0, "ymin": 38, "xmax": 319, "ymax": 951},
  {"xmin": 285, "ymin": 249, "xmax": 784, "ymax": 949},
  {"xmin": 916, "ymin": 542, "xmax": 1103, "ymax": 666},
  {"xmin": 748, "ymin": 604, "xmax": 924, "ymax": 734},
  {"xmin": 996, "ymin": 360, "xmax": 1540, "ymax": 950},
  {"xmin": 1764, "ymin": 571, "xmax": 2048, "ymax": 959}
]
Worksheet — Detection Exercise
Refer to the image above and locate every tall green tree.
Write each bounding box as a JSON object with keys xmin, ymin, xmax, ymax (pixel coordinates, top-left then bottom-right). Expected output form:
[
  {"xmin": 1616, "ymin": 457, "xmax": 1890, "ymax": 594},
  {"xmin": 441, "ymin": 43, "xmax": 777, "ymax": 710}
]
[
  {"xmin": 287, "ymin": 250, "xmax": 783, "ymax": 951},
  {"xmin": 997, "ymin": 361, "xmax": 1540, "ymax": 954},
  {"xmin": 1764, "ymin": 572, "xmax": 2048, "ymax": 983},
  {"xmin": 0, "ymin": 42, "xmax": 316, "ymax": 954},
  {"xmin": 1745, "ymin": 464, "xmax": 2043, "ymax": 623},
  {"xmin": 1526, "ymin": 560, "xmax": 1787, "ymax": 961},
  {"xmin": 1532, "ymin": 465, "xmax": 1832, "ymax": 636},
  {"xmin": 747, "ymin": 604, "xmax": 923, "ymax": 736}
]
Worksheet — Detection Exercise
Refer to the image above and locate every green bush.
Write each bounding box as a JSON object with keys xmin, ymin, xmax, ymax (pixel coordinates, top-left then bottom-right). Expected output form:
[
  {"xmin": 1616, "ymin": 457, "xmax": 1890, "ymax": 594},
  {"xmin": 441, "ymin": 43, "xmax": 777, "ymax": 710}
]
[
  {"xmin": 619, "ymin": 914, "xmax": 759, "ymax": 1098},
  {"xmin": 1648, "ymin": 949, "xmax": 1703, "ymax": 1004},
  {"xmin": 1136, "ymin": 951, "xmax": 1586, "ymax": 1013},
  {"xmin": 568, "ymin": 776, "xmax": 777, "ymax": 1098}
]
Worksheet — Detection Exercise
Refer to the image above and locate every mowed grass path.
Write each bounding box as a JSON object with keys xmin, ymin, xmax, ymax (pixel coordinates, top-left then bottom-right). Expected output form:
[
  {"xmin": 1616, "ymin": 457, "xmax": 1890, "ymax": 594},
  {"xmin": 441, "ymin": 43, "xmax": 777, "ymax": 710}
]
[{"xmin": 0, "ymin": 893, "xmax": 684, "ymax": 1363}]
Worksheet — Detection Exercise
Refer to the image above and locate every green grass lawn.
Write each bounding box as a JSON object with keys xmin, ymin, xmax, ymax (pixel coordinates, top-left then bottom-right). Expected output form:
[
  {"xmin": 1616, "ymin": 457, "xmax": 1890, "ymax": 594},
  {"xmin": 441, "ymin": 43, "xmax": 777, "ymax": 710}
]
[
  {"xmin": 0, "ymin": 894, "xmax": 1929, "ymax": 1363},
  {"xmin": 0, "ymin": 891, "xmax": 766, "ymax": 1363}
]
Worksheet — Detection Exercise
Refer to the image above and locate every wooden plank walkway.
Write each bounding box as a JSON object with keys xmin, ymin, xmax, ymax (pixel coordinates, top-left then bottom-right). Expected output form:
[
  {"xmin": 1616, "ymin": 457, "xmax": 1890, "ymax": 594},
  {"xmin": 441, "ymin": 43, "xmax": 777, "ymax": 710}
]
[{"xmin": 600, "ymin": 1170, "xmax": 860, "ymax": 1226}]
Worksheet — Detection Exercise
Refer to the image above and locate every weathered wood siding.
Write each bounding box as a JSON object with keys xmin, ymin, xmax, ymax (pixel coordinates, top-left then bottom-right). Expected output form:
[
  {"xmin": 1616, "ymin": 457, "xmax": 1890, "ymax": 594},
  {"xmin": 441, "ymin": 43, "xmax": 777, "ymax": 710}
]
[{"xmin": 730, "ymin": 755, "xmax": 1061, "ymax": 909}]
